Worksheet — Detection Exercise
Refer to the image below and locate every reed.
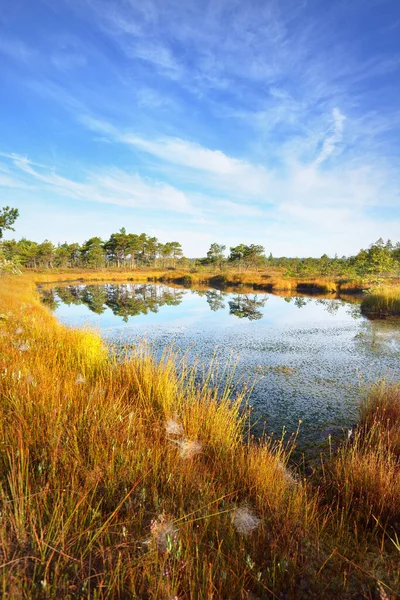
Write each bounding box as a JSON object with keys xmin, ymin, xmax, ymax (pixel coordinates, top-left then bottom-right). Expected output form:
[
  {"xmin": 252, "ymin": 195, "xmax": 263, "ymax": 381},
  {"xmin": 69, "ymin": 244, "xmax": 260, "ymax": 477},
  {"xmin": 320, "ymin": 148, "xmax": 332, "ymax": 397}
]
[
  {"xmin": 321, "ymin": 382, "xmax": 400, "ymax": 543},
  {"xmin": 0, "ymin": 273, "xmax": 399, "ymax": 598},
  {"xmin": 359, "ymin": 381, "xmax": 400, "ymax": 458},
  {"xmin": 361, "ymin": 286, "xmax": 400, "ymax": 316}
]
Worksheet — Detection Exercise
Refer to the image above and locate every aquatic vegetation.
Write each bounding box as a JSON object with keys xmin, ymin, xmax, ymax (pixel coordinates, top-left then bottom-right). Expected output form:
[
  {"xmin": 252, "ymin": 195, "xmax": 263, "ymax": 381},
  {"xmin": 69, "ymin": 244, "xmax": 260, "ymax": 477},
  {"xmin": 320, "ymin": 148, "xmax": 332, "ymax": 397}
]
[
  {"xmin": 0, "ymin": 273, "xmax": 399, "ymax": 597},
  {"xmin": 266, "ymin": 365, "xmax": 296, "ymax": 376}
]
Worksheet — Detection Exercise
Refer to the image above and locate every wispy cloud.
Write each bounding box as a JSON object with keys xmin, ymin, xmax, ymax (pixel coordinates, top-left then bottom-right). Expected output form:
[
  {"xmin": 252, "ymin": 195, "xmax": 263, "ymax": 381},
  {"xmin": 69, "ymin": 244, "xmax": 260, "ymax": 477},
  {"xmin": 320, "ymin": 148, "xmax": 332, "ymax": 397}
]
[
  {"xmin": 1, "ymin": 0, "xmax": 400, "ymax": 256},
  {"xmin": 78, "ymin": 106, "xmax": 400, "ymax": 237},
  {"xmin": 2, "ymin": 153, "xmax": 193, "ymax": 214},
  {"xmin": 80, "ymin": 115, "xmax": 271, "ymax": 197},
  {"xmin": 315, "ymin": 108, "xmax": 346, "ymax": 165}
]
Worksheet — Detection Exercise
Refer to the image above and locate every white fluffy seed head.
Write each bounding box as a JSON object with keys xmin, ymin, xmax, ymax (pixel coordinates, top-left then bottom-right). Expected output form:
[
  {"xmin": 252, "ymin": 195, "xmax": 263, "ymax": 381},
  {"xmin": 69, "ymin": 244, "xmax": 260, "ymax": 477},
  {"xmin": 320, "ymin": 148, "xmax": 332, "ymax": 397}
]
[
  {"xmin": 178, "ymin": 439, "xmax": 202, "ymax": 459},
  {"xmin": 232, "ymin": 507, "xmax": 261, "ymax": 536},
  {"xmin": 150, "ymin": 514, "xmax": 178, "ymax": 553},
  {"xmin": 165, "ymin": 419, "xmax": 184, "ymax": 437},
  {"xmin": 275, "ymin": 460, "xmax": 298, "ymax": 488}
]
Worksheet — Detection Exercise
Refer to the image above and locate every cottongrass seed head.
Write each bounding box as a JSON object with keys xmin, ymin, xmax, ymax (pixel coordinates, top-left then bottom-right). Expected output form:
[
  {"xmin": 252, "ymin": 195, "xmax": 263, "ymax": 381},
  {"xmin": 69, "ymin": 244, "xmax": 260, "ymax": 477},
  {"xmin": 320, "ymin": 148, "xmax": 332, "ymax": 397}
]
[
  {"xmin": 165, "ymin": 418, "xmax": 184, "ymax": 437},
  {"xmin": 150, "ymin": 513, "xmax": 178, "ymax": 553},
  {"xmin": 275, "ymin": 460, "xmax": 298, "ymax": 488},
  {"xmin": 233, "ymin": 506, "xmax": 261, "ymax": 536},
  {"xmin": 178, "ymin": 439, "xmax": 203, "ymax": 459},
  {"xmin": 75, "ymin": 374, "xmax": 86, "ymax": 385}
]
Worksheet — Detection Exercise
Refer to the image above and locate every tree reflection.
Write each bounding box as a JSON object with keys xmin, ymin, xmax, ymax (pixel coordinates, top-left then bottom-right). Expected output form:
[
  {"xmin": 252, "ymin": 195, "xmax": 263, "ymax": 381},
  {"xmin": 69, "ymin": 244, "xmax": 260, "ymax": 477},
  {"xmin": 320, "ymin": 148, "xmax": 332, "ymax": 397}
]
[
  {"xmin": 293, "ymin": 297, "xmax": 309, "ymax": 309},
  {"xmin": 52, "ymin": 284, "xmax": 185, "ymax": 322},
  {"xmin": 41, "ymin": 284, "xmax": 358, "ymax": 323},
  {"xmin": 315, "ymin": 299, "xmax": 340, "ymax": 315},
  {"xmin": 40, "ymin": 288, "xmax": 60, "ymax": 311},
  {"xmin": 205, "ymin": 290, "xmax": 226, "ymax": 312},
  {"xmin": 228, "ymin": 294, "xmax": 268, "ymax": 320}
]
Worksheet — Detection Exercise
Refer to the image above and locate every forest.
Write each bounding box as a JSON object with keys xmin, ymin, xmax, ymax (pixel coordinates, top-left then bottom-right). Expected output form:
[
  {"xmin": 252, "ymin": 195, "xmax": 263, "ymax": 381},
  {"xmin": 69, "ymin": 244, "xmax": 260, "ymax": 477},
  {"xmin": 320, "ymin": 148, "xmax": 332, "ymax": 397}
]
[{"xmin": 2, "ymin": 229, "xmax": 400, "ymax": 280}]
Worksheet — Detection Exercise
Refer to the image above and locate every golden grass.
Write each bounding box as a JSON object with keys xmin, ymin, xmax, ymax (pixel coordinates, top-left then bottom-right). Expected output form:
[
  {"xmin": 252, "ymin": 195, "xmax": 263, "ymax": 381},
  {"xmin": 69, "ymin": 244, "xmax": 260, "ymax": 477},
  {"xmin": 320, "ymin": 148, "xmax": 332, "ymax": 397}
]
[
  {"xmin": 0, "ymin": 273, "xmax": 399, "ymax": 598},
  {"xmin": 323, "ymin": 425, "xmax": 400, "ymax": 529},
  {"xmin": 359, "ymin": 381, "xmax": 400, "ymax": 457},
  {"xmin": 338, "ymin": 279, "xmax": 370, "ymax": 293},
  {"xmin": 30, "ymin": 266, "xmax": 368, "ymax": 296},
  {"xmin": 361, "ymin": 286, "xmax": 400, "ymax": 316}
]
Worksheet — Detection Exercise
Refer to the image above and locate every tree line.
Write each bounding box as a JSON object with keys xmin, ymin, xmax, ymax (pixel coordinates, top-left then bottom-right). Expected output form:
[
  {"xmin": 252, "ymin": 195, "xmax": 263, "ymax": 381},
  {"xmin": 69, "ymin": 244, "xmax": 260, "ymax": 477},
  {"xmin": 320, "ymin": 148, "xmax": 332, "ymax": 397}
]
[
  {"xmin": 200, "ymin": 239, "xmax": 400, "ymax": 278},
  {"xmin": 1, "ymin": 229, "xmax": 185, "ymax": 269},
  {"xmin": 1, "ymin": 206, "xmax": 400, "ymax": 277}
]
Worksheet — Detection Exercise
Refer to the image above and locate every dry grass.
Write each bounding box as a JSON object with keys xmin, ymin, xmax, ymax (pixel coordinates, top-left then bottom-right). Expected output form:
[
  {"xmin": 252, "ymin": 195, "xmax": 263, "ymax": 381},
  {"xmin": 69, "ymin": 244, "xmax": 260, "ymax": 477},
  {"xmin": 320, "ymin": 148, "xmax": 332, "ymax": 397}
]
[
  {"xmin": 323, "ymin": 423, "xmax": 400, "ymax": 528},
  {"xmin": 30, "ymin": 267, "xmax": 365, "ymax": 295},
  {"xmin": 361, "ymin": 286, "xmax": 400, "ymax": 316},
  {"xmin": 360, "ymin": 382, "xmax": 400, "ymax": 458},
  {"xmin": 338, "ymin": 279, "xmax": 370, "ymax": 293},
  {"xmin": 32, "ymin": 268, "xmax": 162, "ymax": 284},
  {"xmin": 0, "ymin": 273, "xmax": 399, "ymax": 598},
  {"xmin": 321, "ymin": 383, "xmax": 400, "ymax": 574},
  {"xmin": 158, "ymin": 270, "xmax": 339, "ymax": 293}
]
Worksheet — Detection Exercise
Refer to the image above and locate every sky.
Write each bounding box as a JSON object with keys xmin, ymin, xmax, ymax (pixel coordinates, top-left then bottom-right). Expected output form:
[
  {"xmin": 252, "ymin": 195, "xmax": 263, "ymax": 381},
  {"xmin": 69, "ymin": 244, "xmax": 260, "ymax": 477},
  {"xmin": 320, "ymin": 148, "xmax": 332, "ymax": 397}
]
[{"xmin": 0, "ymin": 0, "xmax": 399, "ymax": 258}]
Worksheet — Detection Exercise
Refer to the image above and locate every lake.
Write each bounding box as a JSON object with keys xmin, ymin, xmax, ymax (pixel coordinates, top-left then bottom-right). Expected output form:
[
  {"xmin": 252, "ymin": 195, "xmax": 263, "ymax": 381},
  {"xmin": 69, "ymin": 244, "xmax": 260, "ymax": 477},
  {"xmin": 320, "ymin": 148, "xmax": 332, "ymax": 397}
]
[{"xmin": 40, "ymin": 282, "xmax": 400, "ymax": 454}]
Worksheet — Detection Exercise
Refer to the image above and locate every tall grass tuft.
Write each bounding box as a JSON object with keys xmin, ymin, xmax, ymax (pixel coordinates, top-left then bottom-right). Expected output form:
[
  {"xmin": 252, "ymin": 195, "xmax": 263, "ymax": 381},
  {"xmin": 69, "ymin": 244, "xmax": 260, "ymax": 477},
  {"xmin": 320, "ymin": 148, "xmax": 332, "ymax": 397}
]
[
  {"xmin": 361, "ymin": 286, "xmax": 400, "ymax": 316},
  {"xmin": 322, "ymin": 382, "xmax": 400, "ymax": 531}
]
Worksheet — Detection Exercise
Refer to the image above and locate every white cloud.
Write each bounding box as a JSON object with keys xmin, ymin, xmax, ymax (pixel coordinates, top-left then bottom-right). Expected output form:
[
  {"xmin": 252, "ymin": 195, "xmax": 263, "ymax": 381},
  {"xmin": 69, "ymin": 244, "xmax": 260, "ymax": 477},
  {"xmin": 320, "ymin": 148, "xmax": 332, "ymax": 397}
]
[
  {"xmin": 132, "ymin": 42, "xmax": 181, "ymax": 74},
  {"xmin": 2, "ymin": 94, "xmax": 399, "ymax": 257},
  {"xmin": 81, "ymin": 116, "xmax": 271, "ymax": 197},
  {"xmin": 315, "ymin": 108, "xmax": 346, "ymax": 165},
  {"xmin": 4, "ymin": 153, "xmax": 193, "ymax": 214}
]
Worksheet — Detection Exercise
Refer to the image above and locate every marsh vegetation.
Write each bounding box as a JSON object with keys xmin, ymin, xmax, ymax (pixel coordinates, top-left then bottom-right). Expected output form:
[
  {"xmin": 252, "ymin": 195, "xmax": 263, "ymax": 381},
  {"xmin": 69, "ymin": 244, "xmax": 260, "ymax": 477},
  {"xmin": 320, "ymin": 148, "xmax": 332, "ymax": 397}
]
[
  {"xmin": 40, "ymin": 281, "xmax": 400, "ymax": 456},
  {"xmin": 0, "ymin": 273, "xmax": 399, "ymax": 598}
]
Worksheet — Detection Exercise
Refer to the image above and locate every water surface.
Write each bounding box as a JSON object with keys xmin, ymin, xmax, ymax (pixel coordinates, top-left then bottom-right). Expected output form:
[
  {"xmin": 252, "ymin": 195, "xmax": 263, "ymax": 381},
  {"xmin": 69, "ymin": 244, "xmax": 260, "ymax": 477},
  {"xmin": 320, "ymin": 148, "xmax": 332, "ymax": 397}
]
[{"xmin": 41, "ymin": 282, "xmax": 400, "ymax": 452}]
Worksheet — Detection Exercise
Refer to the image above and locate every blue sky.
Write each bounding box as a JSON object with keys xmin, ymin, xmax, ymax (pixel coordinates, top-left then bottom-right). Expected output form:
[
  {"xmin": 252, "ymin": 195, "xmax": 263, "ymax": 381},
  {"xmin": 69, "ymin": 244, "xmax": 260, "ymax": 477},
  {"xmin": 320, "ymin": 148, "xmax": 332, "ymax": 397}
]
[{"xmin": 0, "ymin": 0, "xmax": 399, "ymax": 257}]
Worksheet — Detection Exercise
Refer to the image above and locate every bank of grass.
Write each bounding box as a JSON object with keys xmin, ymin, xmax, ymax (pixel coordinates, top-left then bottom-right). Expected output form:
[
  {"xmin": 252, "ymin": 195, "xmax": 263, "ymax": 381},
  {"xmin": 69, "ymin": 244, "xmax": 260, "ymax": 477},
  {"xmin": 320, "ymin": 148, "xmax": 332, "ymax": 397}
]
[
  {"xmin": 156, "ymin": 270, "xmax": 342, "ymax": 294},
  {"xmin": 323, "ymin": 385, "xmax": 400, "ymax": 523},
  {"xmin": 32, "ymin": 266, "xmax": 372, "ymax": 295},
  {"xmin": 321, "ymin": 382, "xmax": 400, "ymax": 567},
  {"xmin": 361, "ymin": 286, "xmax": 400, "ymax": 316},
  {"xmin": 0, "ymin": 273, "xmax": 399, "ymax": 598}
]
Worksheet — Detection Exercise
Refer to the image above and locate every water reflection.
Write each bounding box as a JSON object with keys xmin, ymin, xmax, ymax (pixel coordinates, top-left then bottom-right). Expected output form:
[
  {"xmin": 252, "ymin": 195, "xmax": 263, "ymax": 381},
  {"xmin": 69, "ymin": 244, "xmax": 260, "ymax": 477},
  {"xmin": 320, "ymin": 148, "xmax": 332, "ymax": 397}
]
[
  {"xmin": 228, "ymin": 294, "xmax": 267, "ymax": 320},
  {"xmin": 41, "ymin": 282, "xmax": 358, "ymax": 322},
  {"xmin": 39, "ymin": 281, "xmax": 400, "ymax": 455},
  {"xmin": 205, "ymin": 290, "xmax": 226, "ymax": 312},
  {"xmin": 41, "ymin": 283, "xmax": 185, "ymax": 322}
]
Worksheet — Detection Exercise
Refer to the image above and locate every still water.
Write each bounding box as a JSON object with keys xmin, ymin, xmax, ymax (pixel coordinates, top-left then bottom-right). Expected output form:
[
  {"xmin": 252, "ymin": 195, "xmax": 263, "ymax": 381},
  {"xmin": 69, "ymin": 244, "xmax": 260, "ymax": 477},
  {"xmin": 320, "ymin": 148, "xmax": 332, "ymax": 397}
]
[{"xmin": 40, "ymin": 282, "xmax": 400, "ymax": 451}]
